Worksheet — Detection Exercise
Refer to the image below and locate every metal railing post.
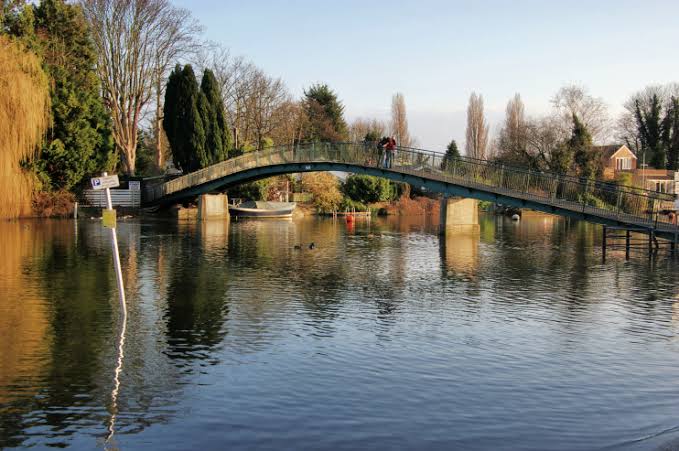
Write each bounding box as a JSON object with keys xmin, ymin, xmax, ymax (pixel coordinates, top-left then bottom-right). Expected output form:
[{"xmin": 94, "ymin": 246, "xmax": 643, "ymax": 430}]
[{"xmin": 524, "ymin": 169, "xmax": 531, "ymax": 193}]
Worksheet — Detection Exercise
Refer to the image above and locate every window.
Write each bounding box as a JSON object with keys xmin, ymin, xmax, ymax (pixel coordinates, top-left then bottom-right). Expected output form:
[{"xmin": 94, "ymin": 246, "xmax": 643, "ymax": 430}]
[
  {"xmin": 654, "ymin": 181, "xmax": 669, "ymax": 193},
  {"xmin": 616, "ymin": 157, "xmax": 632, "ymax": 170}
]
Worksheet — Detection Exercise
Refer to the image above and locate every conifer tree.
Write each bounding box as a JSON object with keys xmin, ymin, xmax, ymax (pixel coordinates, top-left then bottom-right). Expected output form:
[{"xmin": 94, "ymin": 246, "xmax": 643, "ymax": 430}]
[
  {"xmin": 200, "ymin": 68, "xmax": 230, "ymax": 164},
  {"xmin": 635, "ymin": 94, "xmax": 665, "ymax": 168},
  {"xmin": 163, "ymin": 64, "xmax": 206, "ymax": 172},
  {"xmin": 31, "ymin": 0, "xmax": 114, "ymax": 189},
  {"xmin": 664, "ymin": 97, "xmax": 679, "ymax": 170},
  {"xmin": 441, "ymin": 139, "xmax": 460, "ymax": 170},
  {"xmin": 569, "ymin": 114, "xmax": 598, "ymax": 178},
  {"xmin": 303, "ymin": 83, "xmax": 347, "ymax": 142}
]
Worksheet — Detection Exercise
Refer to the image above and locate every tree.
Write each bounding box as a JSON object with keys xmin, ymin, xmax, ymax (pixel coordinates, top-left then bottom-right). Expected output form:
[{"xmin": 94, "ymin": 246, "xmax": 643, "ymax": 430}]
[
  {"xmin": 569, "ymin": 114, "xmax": 598, "ymax": 178},
  {"xmin": 498, "ymin": 93, "xmax": 527, "ymax": 161},
  {"xmin": 200, "ymin": 68, "xmax": 230, "ymax": 163},
  {"xmin": 441, "ymin": 139, "xmax": 460, "ymax": 170},
  {"xmin": 303, "ymin": 83, "xmax": 347, "ymax": 142},
  {"xmin": 81, "ymin": 0, "xmax": 188, "ymax": 175},
  {"xmin": 620, "ymin": 84, "xmax": 679, "ymax": 169},
  {"xmin": 270, "ymin": 99, "xmax": 307, "ymax": 147},
  {"xmin": 391, "ymin": 92, "xmax": 412, "ymax": 147},
  {"xmin": 163, "ymin": 64, "xmax": 206, "ymax": 172},
  {"xmin": 247, "ymin": 69, "xmax": 289, "ymax": 150},
  {"xmin": 663, "ymin": 97, "xmax": 679, "ymax": 170},
  {"xmin": 635, "ymin": 93, "xmax": 665, "ymax": 168},
  {"xmin": 31, "ymin": 0, "xmax": 114, "ymax": 191},
  {"xmin": 149, "ymin": 5, "xmax": 200, "ymax": 170},
  {"xmin": 0, "ymin": 34, "xmax": 50, "ymax": 218},
  {"xmin": 301, "ymin": 172, "xmax": 342, "ymax": 212},
  {"xmin": 551, "ymin": 85, "xmax": 610, "ymax": 143},
  {"xmin": 349, "ymin": 118, "xmax": 386, "ymax": 143},
  {"xmin": 465, "ymin": 92, "xmax": 489, "ymax": 159},
  {"xmin": 524, "ymin": 117, "xmax": 571, "ymax": 173}
]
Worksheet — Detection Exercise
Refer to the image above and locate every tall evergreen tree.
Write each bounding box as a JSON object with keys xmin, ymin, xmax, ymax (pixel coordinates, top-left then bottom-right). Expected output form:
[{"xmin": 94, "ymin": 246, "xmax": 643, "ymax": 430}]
[
  {"xmin": 664, "ymin": 97, "xmax": 679, "ymax": 170},
  {"xmin": 569, "ymin": 114, "xmax": 598, "ymax": 178},
  {"xmin": 441, "ymin": 139, "xmax": 460, "ymax": 170},
  {"xmin": 635, "ymin": 94, "xmax": 665, "ymax": 168},
  {"xmin": 163, "ymin": 64, "xmax": 207, "ymax": 172},
  {"xmin": 303, "ymin": 83, "xmax": 347, "ymax": 142},
  {"xmin": 200, "ymin": 68, "xmax": 230, "ymax": 164},
  {"xmin": 26, "ymin": 0, "xmax": 114, "ymax": 189}
]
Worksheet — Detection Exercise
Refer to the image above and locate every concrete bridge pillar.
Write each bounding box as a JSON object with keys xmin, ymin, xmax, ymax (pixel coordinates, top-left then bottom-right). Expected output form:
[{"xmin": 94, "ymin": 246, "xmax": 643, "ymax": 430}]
[
  {"xmin": 439, "ymin": 197, "xmax": 479, "ymax": 234},
  {"xmin": 197, "ymin": 194, "xmax": 230, "ymax": 221}
]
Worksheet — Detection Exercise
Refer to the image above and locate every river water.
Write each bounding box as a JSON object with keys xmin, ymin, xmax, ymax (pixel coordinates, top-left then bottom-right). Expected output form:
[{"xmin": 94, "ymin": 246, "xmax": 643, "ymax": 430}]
[{"xmin": 2, "ymin": 214, "xmax": 679, "ymax": 450}]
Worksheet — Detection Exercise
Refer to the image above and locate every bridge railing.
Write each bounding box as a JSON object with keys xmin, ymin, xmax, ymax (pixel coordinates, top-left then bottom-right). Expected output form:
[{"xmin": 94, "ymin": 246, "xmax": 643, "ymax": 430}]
[{"xmin": 149, "ymin": 142, "xmax": 676, "ymax": 229}]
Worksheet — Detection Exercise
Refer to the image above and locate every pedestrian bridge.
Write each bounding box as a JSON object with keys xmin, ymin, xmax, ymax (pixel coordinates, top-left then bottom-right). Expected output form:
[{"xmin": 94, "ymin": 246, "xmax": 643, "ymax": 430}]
[{"xmin": 144, "ymin": 142, "xmax": 679, "ymax": 240}]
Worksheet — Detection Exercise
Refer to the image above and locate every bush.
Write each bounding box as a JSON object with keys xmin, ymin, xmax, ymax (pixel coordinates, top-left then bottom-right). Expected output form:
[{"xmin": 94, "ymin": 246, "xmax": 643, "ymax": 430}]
[
  {"xmin": 340, "ymin": 197, "xmax": 368, "ymax": 212},
  {"xmin": 343, "ymin": 174, "xmax": 393, "ymax": 204},
  {"xmin": 578, "ymin": 192, "xmax": 610, "ymax": 210},
  {"xmin": 228, "ymin": 179, "xmax": 271, "ymax": 201},
  {"xmin": 301, "ymin": 172, "xmax": 342, "ymax": 213},
  {"xmin": 33, "ymin": 190, "xmax": 76, "ymax": 217}
]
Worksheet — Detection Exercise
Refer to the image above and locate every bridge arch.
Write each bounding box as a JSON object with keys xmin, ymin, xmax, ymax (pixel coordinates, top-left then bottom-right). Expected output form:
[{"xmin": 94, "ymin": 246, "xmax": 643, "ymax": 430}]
[{"xmin": 145, "ymin": 143, "xmax": 678, "ymax": 240}]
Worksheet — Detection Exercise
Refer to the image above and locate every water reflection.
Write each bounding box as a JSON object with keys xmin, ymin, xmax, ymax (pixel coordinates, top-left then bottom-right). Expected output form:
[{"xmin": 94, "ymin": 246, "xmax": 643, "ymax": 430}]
[
  {"xmin": 440, "ymin": 228, "xmax": 480, "ymax": 278},
  {"xmin": 2, "ymin": 215, "xmax": 679, "ymax": 449}
]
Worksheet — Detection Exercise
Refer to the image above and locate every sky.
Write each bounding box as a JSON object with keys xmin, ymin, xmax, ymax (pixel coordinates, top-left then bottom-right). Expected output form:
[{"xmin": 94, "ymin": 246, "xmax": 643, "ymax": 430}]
[{"xmin": 175, "ymin": 0, "xmax": 679, "ymax": 150}]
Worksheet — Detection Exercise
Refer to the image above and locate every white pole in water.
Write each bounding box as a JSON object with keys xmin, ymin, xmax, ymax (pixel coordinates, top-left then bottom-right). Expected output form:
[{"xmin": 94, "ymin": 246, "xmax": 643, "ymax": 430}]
[{"xmin": 103, "ymin": 172, "xmax": 127, "ymax": 311}]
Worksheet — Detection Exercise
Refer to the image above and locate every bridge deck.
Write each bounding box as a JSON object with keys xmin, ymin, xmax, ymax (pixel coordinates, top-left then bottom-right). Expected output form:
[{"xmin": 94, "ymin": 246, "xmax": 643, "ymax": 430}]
[{"xmin": 145, "ymin": 143, "xmax": 679, "ymax": 240}]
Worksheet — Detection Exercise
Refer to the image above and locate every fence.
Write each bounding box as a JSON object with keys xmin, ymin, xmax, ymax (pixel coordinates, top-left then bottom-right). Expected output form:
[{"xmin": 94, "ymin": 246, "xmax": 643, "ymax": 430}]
[{"xmin": 82, "ymin": 188, "xmax": 141, "ymax": 208}]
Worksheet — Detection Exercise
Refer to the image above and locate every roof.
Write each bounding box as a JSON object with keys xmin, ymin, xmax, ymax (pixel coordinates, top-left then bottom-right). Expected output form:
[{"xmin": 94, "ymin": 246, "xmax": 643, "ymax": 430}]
[{"xmin": 594, "ymin": 144, "xmax": 637, "ymax": 160}]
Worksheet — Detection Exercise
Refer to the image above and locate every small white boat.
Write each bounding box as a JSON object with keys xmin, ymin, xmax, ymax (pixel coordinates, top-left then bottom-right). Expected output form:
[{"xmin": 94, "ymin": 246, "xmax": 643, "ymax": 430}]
[{"xmin": 228, "ymin": 201, "xmax": 296, "ymax": 218}]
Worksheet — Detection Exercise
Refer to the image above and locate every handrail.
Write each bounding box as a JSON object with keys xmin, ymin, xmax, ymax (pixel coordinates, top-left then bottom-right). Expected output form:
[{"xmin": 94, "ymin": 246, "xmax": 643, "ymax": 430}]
[{"xmin": 147, "ymin": 142, "xmax": 678, "ymax": 230}]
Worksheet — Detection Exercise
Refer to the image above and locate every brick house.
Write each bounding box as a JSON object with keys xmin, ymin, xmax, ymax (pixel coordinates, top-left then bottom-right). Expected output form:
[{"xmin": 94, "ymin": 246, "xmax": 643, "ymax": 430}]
[
  {"xmin": 597, "ymin": 144, "xmax": 637, "ymax": 179},
  {"xmin": 596, "ymin": 144, "xmax": 679, "ymax": 195}
]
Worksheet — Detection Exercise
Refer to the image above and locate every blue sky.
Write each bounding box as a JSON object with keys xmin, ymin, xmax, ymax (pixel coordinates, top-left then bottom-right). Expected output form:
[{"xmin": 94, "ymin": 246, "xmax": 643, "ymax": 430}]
[{"xmin": 176, "ymin": 0, "xmax": 679, "ymax": 150}]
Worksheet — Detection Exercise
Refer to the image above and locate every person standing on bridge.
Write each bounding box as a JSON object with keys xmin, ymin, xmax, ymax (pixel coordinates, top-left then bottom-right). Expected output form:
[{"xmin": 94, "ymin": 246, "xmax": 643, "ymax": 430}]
[
  {"xmin": 377, "ymin": 137, "xmax": 388, "ymax": 168},
  {"xmin": 385, "ymin": 136, "xmax": 396, "ymax": 169}
]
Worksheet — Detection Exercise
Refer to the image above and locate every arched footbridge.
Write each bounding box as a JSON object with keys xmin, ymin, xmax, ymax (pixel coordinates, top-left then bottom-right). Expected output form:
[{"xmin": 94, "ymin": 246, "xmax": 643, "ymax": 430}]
[{"xmin": 144, "ymin": 142, "xmax": 679, "ymax": 240}]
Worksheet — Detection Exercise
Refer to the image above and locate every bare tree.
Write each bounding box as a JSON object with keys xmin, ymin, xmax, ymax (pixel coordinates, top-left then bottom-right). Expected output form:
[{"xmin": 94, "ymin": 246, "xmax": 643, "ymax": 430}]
[
  {"xmin": 246, "ymin": 69, "xmax": 289, "ymax": 149},
  {"xmin": 615, "ymin": 112, "xmax": 641, "ymax": 154},
  {"xmin": 498, "ymin": 93, "xmax": 527, "ymax": 159},
  {"xmin": 271, "ymin": 100, "xmax": 307, "ymax": 147},
  {"xmin": 349, "ymin": 118, "xmax": 386, "ymax": 142},
  {"xmin": 551, "ymin": 84, "xmax": 610, "ymax": 143},
  {"xmin": 524, "ymin": 116, "xmax": 571, "ymax": 173},
  {"xmin": 391, "ymin": 93, "xmax": 412, "ymax": 147},
  {"xmin": 81, "ymin": 0, "xmax": 192, "ymax": 174},
  {"xmin": 465, "ymin": 92, "xmax": 489, "ymax": 159},
  {"xmin": 151, "ymin": 6, "xmax": 201, "ymax": 169}
]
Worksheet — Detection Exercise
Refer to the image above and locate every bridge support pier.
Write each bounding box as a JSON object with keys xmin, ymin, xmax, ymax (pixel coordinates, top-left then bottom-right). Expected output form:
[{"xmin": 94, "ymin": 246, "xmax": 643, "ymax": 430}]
[
  {"xmin": 197, "ymin": 194, "xmax": 229, "ymax": 221},
  {"xmin": 439, "ymin": 197, "xmax": 479, "ymax": 234}
]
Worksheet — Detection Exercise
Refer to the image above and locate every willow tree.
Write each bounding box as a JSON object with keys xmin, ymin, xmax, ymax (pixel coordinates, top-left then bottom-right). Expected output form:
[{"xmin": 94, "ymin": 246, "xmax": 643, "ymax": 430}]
[{"xmin": 0, "ymin": 36, "xmax": 50, "ymax": 218}]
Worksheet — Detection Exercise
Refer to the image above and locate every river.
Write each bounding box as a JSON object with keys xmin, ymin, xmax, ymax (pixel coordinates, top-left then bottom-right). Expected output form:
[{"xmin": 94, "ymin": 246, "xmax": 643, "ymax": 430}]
[{"xmin": 1, "ymin": 214, "xmax": 679, "ymax": 450}]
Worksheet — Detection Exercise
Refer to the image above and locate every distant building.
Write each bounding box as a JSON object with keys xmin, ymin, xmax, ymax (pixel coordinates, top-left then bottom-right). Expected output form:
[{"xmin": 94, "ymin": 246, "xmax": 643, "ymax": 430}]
[
  {"xmin": 597, "ymin": 144, "xmax": 637, "ymax": 179},
  {"xmin": 596, "ymin": 144, "xmax": 678, "ymax": 195},
  {"xmin": 633, "ymin": 169, "xmax": 678, "ymax": 194}
]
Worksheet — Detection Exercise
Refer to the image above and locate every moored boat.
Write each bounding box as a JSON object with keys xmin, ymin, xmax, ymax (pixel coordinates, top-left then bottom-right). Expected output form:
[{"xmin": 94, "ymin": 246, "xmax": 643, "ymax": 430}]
[{"xmin": 228, "ymin": 201, "xmax": 296, "ymax": 218}]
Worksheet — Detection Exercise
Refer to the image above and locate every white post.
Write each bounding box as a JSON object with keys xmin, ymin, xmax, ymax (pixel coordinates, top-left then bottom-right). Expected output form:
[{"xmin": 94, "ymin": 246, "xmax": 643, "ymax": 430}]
[{"xmin": 103, "ymin": 172, "xmax": 127, "ymax": 312}]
